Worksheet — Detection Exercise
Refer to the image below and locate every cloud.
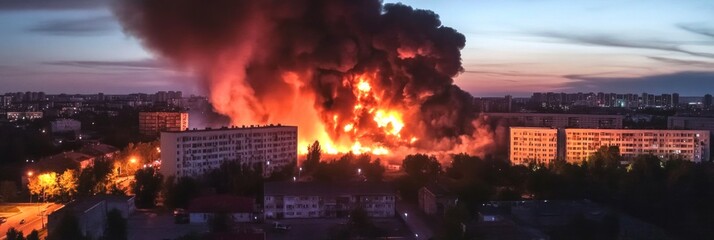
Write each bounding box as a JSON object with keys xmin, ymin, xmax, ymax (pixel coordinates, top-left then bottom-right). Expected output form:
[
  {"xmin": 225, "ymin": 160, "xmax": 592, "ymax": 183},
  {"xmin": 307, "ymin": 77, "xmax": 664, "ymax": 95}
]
[
  {"xmin": 44, "ymin": 59, "xmax": 166, "ymax": 70},
  {"xmin": 28, "ymin": 15, "xmax": 116, "ymax": 36},
  {"xmin": 678, "ymin": 23, "xmax": 714, "ymax": 38},
  {"xmin": 561, "ymin": 71, "xmax": 714, "ymax": 95},
  {"xmin": 0, "ymin": 0, "xmax": 108, "ymax": 11},
  {"xmin": 648, "ymin": 56, "xmax": 714, "ymax": 68},
  {"xmin": 537, "ymin": 32, "xmax": 714, "ymax": 59}
]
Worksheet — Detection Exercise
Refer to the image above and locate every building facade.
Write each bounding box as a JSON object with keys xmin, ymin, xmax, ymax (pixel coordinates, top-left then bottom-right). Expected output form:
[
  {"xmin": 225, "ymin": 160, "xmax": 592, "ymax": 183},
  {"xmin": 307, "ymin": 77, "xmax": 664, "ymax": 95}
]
[
  {"xmin": 509, "ymin": 127, "xmax": 559, "ymax": 165},
  {"xmin": 510, "ymin": 128, "xmax": 710, "ymax": 164},
  {"xmin": 188, "ymin": 195, "xmax": 255, "ymax": 223},
  {"xmin": 160, "ymin": 125, "xmax": 298, "ymax": 178},
  {"xmin": 51, "ymin": 118, "xmax": 81, "ymax": 133},
  {"xmin": 487, "ymin": 113, "xmax": 623, "ymax": 129},
  {"xmin": 264, "ymin": 182, "xmax": 395, "ymax": 219},
  {"xmin": 564, "ymin": 129, "xmax": 710, "ymax": 163},
  {"xmin": 139, "ymin": 111, "xmax": 189, "ymax": 137},
  {"xmin": 6, "ymin": 111, "xmax": 43, "ymax": 121}
]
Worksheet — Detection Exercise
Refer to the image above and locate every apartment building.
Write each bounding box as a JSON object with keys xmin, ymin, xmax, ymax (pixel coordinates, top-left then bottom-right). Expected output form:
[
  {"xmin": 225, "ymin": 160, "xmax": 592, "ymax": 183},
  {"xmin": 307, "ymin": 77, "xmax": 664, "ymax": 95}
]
[
  {"xmin": 160, "ymin": 125, "xmax": 297, "ymax": 178},
  {"xmin": 564, "ymin": 129, "xmax": 710, "ymax": 163},
  {"xmin": 264, "ymin": 182, "xmax": 395, "ymax": 219},
  {"xmin": 486, "ymin": 113, "xmax": 623, "ymax": 129},
  {"xmin": 139, "ymin": 111, "xmax": 189, "ymax": 137},
  {"xmin": 509, "ymin": 127, "xmax": 559, "ymax": 165},
  {"xmin": 510, "ymin": 127, "xmax": 710, "ymax": 164}
]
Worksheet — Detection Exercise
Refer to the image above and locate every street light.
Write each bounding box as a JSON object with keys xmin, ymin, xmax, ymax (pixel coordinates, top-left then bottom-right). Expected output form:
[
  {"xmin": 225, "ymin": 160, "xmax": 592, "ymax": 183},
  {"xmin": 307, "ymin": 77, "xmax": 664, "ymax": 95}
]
[
  {"xmin": 27, "ymin": 171, "xmax": 33, "ymax": 177},
  {"xmin": 357, "ymin": 168, "xmax": 362, "ymax": 174},
  {"xmin": 130, "ymin": 157, "xmax": 137, "ymax": 164}
]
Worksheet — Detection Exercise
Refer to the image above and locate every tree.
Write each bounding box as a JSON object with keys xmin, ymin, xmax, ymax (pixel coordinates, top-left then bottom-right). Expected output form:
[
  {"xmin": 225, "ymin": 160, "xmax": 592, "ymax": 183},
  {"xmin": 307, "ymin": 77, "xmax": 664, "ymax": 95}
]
[
  {"xmin": 303, "ymin": 141, "xmax": 321, "ymax": 172},
  {"xmin": 34, "ymin": 172, "xmax": 60, "ymax": 201},
  {"xmin": 104, "ymin": 209, "xmax": 127, "ymax": 240},
  {"xmin": 6, "ymin": 228, "xmax": 24, "ymax": 240},
  {"xmin": 58, "ymin": 169, "xmax": 78, "ymax": 201},
  {"xmin": 132, "ymin": 167, "xmax": 163, "ymax": 208},
  {"xmin": 164, "ymin": 176, "xmax": 199, "ymax": 209},
  {"xmin": 402, "ymin": 154, "xmax": 441, "ymax": 179},
  {"xmin": 26, "ymin": 230, "xmax": 39, "ymax": 240}
]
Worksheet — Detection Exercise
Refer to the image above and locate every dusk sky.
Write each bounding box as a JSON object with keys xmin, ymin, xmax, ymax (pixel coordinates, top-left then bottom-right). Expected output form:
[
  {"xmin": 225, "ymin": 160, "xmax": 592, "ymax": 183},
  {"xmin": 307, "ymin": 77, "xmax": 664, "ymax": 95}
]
[{"xmin": 1, "ymin": 0, "xmax": 713, "ymax": 96}]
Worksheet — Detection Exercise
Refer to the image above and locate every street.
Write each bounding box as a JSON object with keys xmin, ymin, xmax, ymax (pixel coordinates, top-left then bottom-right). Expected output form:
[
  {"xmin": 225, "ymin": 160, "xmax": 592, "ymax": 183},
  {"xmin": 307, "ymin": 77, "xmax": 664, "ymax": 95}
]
[{"xmin": 0, "ymin": 203, "xmax": 62, "ymax": 239}]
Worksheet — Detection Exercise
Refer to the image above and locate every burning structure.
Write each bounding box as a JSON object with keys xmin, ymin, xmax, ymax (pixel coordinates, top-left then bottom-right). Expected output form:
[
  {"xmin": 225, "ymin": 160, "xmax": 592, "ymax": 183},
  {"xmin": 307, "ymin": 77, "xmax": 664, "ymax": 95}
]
[{"xmin": 114, "ymin": 0, "xmax": 502, "ymax": 158}]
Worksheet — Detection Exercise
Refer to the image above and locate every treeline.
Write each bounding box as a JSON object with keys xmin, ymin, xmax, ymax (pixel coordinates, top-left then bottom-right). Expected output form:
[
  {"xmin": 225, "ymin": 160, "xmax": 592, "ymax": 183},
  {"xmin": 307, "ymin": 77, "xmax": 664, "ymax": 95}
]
[{"xmin": 396, "ymin": 147, "xmax": 714, "ymax": 239}]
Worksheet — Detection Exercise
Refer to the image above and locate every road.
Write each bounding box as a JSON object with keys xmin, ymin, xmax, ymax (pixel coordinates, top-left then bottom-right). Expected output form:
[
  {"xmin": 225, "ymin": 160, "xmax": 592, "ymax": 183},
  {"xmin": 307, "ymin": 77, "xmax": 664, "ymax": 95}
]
[
  {"xmin": 396, "ymin": 201, "xmax": 435, "ymax": 240},
  {"xmin": 0, "ymin": 203, "xmax": 62, "ymax": 239}
]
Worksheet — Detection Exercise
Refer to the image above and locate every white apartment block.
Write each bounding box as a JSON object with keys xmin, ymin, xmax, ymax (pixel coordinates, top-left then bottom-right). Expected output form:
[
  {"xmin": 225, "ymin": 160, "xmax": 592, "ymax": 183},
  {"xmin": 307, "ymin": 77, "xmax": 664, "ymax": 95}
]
[
  {"xmin": 510, "ymin": 127, "xmax": 559, "ymax": 165},
  {"xmin": 264, "ymin": 182, "xmax": 395, "ymax": 219},
  {"xmin": 160, "ymin": 125, "xmax": 297, "ymax": 178},
  {"xmin": 564, "ymin": 129, "xmax": 710, "ymax": 163},
  {"xmin": 510, "ymin": 128, "xmax": 710, "ymax": 165},
  {"xmin": 487, "ymin": 113, "xmax": 623, "ymax": 129}
]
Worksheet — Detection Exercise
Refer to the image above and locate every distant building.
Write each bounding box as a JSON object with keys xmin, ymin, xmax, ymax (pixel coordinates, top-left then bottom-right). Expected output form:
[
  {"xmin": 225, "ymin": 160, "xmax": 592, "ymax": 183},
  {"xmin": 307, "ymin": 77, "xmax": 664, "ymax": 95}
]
[
  {"xmin": 6, "ymin": 111, "xmax": 43, "ymax": 121},
  {"xmin": 486, "ymin": 113, "xmax": 623, "ymax": 129},
  {"xmin": 47, "ymin": 195, "xmax": 135, "ymax": 240},
  {"xmin": 418, "ymin": 183, "xmax": 458, "ymax": 217},
  {"xmin": 474, "ymin": 95, "xmax": 512, "ymax": 112},
  {"xmin": 264, "ymin": 182, "xmax": 395, "ymax": 219},
  {"xmin": 509, "ymin": 127, "xmax": 559, "ymax": 165},
  {"xmin": 78, "ymin": 143, "xmax": 120, "ymax": 161},
  {"xmin": 160, "ymin": 125, "xmax": 297, "ymax": 179},
  {"xmin": 139, "ymin": 112, "xmax": 189, "ymax": 137},
  {"xmin": 704, "ymin": 94, "xmax": 713, "ymax": 109},
  {"xmin": 51, "ymin": 118, "xmax": 81, "ymax": 133},
  {"xmin": 188, "ymin": 195, "xmax": 256, "ymax": 223}
]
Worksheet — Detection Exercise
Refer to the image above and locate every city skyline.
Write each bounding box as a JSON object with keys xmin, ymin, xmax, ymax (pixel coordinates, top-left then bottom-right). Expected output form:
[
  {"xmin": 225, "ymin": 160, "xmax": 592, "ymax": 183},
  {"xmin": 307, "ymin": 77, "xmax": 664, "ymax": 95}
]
[{"xmin": 1, "ymin": 0, "xmax": 713, "ymax": 96}]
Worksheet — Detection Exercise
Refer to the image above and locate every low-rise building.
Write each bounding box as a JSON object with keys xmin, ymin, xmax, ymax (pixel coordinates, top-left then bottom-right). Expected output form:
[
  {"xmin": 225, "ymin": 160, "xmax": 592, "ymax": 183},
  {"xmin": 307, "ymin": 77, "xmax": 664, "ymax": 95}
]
[
  {"xmin": 47, "ymin": 195, "xmax": 135, "ymax": 240},
  {"xmin": 418, "ymin": 183, "xmax": 458, "ymax": 217},
  {"xmin": 50, "ymin": 118, "xmax": 81, "ymax": 133},
  {"xmin": 160, "ymin": 125, "xmax": 298, "ymax": 178},
  {"xmin": 264, "ymin": 182, "xmax": 395, "ymax": 219},
  {"xmin": 187, "ymin": 195, "xmax": 256, "ymax": 223}
]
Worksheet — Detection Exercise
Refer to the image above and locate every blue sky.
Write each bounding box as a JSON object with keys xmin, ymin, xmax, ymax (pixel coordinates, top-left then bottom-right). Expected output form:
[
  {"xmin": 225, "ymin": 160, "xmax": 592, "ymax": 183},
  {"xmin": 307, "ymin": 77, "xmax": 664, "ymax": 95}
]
[{"xmin": 0, "ymin": 0, "xmax": 713, "ymax": 96}]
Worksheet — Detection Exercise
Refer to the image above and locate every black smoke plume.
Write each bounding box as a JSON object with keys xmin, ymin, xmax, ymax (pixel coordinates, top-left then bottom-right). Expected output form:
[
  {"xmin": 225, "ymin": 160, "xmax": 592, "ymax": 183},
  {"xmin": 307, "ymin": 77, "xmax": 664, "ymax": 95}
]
[{"xmin": 114, "ymin": 0, "xmax": 494, "ymax": 155}]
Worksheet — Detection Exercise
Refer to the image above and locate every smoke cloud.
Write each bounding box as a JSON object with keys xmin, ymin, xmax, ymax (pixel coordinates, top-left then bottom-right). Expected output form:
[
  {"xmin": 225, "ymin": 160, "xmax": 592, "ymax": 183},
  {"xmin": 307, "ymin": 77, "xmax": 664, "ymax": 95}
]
[{"xmin": 113, "ymin": 0, "xmax": 496, "ymax": 157}]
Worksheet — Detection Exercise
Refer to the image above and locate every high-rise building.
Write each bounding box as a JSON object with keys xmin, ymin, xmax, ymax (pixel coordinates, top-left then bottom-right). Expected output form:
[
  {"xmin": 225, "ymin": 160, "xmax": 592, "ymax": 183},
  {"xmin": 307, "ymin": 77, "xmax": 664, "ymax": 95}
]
[
  {"xmin": 509, "ymin": 128, "xmax": 710, "ymax": 165},
  {"xmin": 704, "ymin": 94, "xmax": 713, "ymax": 109},
  {"xmin": 138, "ymin": 112, "xmax": 189, "ymax": 137},
  {"xmin": 486, "ymin": 113, "xmax": 623, "ymax": 129},
  {"xmin": 509, "ymin": 127, "xmax": 559, "ymax": 165},
  {"xmin": 564, "ymin": 129, "xmax": 709, "ymax": 163},
  {"xmin": 672, "ymin": 93, "xmax": 680, "ymax": 108},
  {"xmin": 160, "ymin": 125, "xmax": 298, "ymax": 178}
]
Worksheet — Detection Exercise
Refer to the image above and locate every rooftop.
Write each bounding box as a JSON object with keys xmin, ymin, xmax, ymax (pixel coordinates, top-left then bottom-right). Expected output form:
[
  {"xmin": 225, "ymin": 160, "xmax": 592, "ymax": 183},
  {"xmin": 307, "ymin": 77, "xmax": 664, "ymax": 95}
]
[{"xmin": 163, "ymin": 124, "xmax": 297, "ymax": 133}]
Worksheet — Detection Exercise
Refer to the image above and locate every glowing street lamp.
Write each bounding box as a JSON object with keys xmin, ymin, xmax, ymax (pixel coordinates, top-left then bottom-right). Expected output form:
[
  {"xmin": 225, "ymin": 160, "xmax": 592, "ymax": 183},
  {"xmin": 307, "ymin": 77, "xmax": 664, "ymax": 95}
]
[
  {"xmin": 357, "ymin": 168, "xmax": 362, "ymax": 174},
  {"xmin": 130, "ymin": 157, "xmax": 137, "ymax": 164},
  {"xmin": 27, "ymin": 171, "xmax": 34, "ymax": 177}
]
